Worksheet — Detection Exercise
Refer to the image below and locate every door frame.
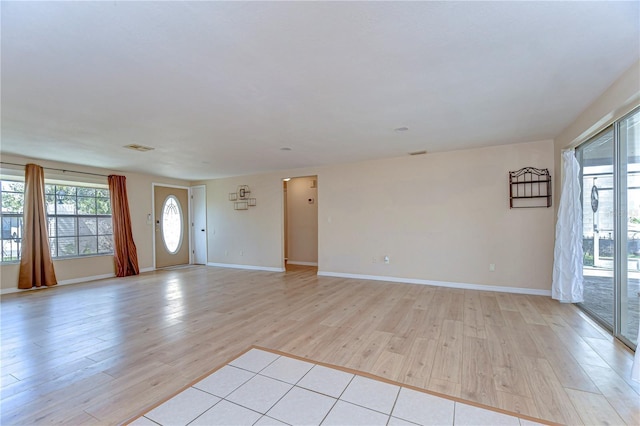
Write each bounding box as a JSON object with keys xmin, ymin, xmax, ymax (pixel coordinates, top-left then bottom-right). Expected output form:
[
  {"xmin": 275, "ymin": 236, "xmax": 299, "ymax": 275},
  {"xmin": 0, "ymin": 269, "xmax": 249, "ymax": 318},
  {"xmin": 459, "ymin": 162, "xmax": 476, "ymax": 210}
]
[
  {"xmin": 152, "ymin": 183, "xmax": 192, "ymax": 270},
  {"xmin": 281, "ymin": 175, "xmax": 319, "ymax": 271},
  {"xmin": 191, "ymin": 184, "xmax": 207, "ymax": 265}
]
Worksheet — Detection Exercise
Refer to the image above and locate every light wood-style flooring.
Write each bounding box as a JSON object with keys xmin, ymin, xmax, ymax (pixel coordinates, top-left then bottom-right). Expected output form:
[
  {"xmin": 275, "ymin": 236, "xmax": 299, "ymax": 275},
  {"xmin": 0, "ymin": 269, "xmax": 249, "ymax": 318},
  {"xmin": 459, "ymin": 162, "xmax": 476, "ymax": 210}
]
[{"xmin": 1, "ymin": 265, "xmax": 638, "ymax": 425}]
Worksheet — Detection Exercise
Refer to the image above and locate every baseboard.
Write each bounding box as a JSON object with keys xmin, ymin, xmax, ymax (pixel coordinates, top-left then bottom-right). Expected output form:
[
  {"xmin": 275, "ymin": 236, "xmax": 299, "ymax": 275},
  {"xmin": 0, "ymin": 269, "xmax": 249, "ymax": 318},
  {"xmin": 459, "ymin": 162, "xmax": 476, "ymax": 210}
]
[
  {"xmin": 1, "ymin": 267, "xmax": 159, "ymax": 295},
  {"xmin": 207, "ymin": 262, "xmax": 285, "ymax": 273},
  {"xmin": 287, "ymin": 261, "xmax": 318, "ymax": 266},
  {"xmin": 1, "ymin": 272, "xmax": 117, "ymax": 295},
  {"xmin": 316, "ymin": 271, "xmax": 551, "ymax": 296},
  {"xmin": 58, "ymin": 273, "xmax": 117, "ymax": 286}
]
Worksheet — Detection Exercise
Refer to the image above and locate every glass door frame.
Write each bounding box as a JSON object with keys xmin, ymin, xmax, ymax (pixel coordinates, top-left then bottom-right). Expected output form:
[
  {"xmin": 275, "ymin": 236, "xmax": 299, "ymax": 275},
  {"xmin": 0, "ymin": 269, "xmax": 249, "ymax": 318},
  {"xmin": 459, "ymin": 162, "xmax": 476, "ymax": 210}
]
[
  {"xmin": 615, "ymin": 106, "xmax": 638, "ymax": 348},
  {"xmin": 576, "ymin": 126, "xmax": 615, "ymax": 333}
]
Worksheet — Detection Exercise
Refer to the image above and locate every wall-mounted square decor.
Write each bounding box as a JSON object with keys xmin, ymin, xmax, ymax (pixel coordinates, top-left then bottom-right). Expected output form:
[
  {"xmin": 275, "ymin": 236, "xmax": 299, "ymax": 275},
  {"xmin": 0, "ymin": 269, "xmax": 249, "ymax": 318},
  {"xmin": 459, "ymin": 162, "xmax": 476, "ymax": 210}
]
[
  {"xmin": 230, "ymin": 185, "xmax": 256, "ymax": 211},
  {"xmin": 234, "ymin": 201, "xmax": 248, "ymax": 210}
]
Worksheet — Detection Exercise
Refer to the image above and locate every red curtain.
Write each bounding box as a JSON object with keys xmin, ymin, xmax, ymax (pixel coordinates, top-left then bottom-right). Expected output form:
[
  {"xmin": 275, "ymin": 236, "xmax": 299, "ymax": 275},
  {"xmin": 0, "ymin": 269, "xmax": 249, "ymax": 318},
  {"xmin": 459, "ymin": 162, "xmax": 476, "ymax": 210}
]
[
  {"xmin": 108, "ymin": 175, "xmax": 139, "ymax": 277},
  {"xmin": 18, "ymin": 164, "xmax": 57, "ymax": 289}
]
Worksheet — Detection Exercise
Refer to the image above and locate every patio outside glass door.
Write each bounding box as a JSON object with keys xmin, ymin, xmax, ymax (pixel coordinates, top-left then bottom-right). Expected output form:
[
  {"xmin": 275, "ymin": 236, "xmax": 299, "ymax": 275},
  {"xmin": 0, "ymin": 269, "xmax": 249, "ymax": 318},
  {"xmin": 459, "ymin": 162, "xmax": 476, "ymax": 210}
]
[{"xmin": 577, "ymin": 107, "xmax": 639, "ymax": 348}]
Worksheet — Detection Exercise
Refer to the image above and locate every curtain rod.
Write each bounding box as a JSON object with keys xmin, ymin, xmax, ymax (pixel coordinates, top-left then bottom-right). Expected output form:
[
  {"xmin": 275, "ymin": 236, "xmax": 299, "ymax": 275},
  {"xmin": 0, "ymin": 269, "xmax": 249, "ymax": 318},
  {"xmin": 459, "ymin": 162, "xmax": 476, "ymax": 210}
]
[{"xmin": 0, "ymin": 161, "xmax": 109, "ymax": 178}]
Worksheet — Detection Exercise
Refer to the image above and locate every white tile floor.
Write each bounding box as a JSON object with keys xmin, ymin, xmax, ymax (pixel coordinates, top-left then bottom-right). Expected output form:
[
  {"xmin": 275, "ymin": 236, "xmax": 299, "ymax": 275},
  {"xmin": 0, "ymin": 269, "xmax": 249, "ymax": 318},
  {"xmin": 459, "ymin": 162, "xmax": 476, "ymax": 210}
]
[{"xmin": 131, "ymin": 348, "xmax": 547, "ymax": 426}]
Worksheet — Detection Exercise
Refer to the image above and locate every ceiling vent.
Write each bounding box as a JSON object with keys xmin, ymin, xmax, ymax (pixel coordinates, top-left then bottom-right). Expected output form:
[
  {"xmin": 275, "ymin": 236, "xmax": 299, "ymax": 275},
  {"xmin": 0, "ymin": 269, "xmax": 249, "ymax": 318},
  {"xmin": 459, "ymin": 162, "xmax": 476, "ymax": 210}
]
[
  {"xmin": 409, "ymin": 150, "xmax": 428, "ymax": 156},
  {"xmin": 123, "ymin": 144, "xmax": 155, "ymax": 152}
]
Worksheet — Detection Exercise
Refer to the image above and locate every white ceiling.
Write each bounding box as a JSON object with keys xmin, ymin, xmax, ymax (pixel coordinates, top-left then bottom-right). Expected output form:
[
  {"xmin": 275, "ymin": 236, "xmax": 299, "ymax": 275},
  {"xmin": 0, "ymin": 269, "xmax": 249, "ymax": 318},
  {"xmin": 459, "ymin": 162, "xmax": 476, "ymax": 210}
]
[{"xmin": 1, "ymin": 1, "xmax": 639, "ymax": 181}]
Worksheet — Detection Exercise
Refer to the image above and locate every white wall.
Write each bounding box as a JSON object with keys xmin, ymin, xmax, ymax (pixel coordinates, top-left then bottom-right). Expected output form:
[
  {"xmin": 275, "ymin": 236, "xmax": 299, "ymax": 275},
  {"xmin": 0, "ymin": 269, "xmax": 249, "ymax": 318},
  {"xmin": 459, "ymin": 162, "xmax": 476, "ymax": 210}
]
[
  {"xmin": 318, "ymin": 140, "xmax": 554, "ymax": 291},
  {"xmin": 286, "ymin": 176, "xmax": 318, "ymax": 265},
  {"xmin": 553, "ymin": 60, "xmax": 640, "ymax": 206},
  {"xmin": 203, "ymin": 139, "xmax": 555, "ymax": 292},
  {"xmin": 204, "ymin": 175, "xmax": 287, "ymax": 270}
]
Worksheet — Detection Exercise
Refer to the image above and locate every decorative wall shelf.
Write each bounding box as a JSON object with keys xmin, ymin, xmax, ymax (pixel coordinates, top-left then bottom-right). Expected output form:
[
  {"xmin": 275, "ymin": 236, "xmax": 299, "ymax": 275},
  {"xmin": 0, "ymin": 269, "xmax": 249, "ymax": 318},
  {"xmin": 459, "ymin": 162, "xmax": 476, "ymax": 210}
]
[
  {"xmin": 229, "ymin": 185, "xmax": 256, "ymax": 210},
  {"xmin": 509, "ymin": 167, "xmax": 551, "ymax": 209}
]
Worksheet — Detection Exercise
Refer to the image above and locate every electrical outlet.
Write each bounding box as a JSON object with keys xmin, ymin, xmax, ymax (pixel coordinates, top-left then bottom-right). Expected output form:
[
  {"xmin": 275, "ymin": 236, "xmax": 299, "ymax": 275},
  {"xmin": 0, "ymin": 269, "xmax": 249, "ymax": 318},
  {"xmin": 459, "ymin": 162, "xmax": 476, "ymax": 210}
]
[
  {"xmin": 240, "ymin": 250, "xmax": 244, "ymax": 256},
  {"xmin": 372, "ymin": 257, "xmax": 377, "ymax": 263},
  {"xmin": 489, "ymin": 263, "xmax": 495, "ymax": 272}
]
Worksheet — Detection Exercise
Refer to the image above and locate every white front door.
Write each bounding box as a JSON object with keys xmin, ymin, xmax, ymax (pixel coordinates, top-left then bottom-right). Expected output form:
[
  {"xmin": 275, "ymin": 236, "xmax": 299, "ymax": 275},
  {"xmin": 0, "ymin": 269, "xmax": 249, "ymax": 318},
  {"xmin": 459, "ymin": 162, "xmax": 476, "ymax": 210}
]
[
  {"xmin": 192, "ymin": 185, "xmax": 207, "ymax": 264},
  {"xmin": 154, "ymin": 186, "xmax": 190, "ymax": 268}
]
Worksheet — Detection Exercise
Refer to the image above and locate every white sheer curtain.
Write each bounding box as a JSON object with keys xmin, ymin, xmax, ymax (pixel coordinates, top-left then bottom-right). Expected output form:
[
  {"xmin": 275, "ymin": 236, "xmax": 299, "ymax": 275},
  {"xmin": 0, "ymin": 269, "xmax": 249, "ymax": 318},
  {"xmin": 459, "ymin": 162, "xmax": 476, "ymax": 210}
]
[{"xmin": 552, "ymin": 150, "xmax": 584, "ymax": 303}]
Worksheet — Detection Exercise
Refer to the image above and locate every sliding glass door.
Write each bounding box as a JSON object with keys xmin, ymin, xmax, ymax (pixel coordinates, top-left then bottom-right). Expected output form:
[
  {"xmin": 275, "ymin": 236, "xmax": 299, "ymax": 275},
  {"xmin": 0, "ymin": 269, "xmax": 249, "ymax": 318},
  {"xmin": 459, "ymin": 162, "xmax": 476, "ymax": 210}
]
[
  {"xmin": 577, "ymin": 107, "xmax": 639, "ymax": 348},
  {"xmin": 577, "ymin": 129, "xmax": 615, "ymax": 330},
  {"xmin": 619, "ymin": 110, "xmax": 639, "ymax": 345}
]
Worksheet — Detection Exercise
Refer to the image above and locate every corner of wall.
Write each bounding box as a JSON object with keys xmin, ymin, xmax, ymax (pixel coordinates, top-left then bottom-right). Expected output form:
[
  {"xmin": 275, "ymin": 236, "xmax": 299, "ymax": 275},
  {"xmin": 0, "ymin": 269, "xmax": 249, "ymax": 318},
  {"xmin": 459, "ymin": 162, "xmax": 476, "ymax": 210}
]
[{"xmin": 552, "ymin": 59, "xmax": 640, "ymax": 213}]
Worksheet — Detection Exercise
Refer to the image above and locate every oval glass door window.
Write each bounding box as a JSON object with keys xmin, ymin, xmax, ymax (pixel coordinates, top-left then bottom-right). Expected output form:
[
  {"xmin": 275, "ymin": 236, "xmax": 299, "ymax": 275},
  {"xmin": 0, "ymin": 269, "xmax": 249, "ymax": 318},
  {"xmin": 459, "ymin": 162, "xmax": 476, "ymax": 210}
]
[{"xmin": 161, "ymin": 195, "xmax": 183, "ymax": 254}]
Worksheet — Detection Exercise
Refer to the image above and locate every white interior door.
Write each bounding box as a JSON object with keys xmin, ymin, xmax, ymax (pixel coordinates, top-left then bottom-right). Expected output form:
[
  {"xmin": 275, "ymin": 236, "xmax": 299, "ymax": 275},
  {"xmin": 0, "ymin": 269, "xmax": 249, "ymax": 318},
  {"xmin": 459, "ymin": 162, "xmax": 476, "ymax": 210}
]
[{"xmin": 192, "ymin": 185, "xmax": 207, "ymax": 264}]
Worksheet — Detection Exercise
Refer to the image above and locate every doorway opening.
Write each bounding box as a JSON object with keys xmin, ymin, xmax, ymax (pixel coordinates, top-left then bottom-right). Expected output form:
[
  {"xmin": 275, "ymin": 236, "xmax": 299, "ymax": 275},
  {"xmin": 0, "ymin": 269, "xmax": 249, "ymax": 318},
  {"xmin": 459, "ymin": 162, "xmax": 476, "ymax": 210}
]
[{"xmin": 283, "ymin": 176, "xmax": 318, "ymax": 271}]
